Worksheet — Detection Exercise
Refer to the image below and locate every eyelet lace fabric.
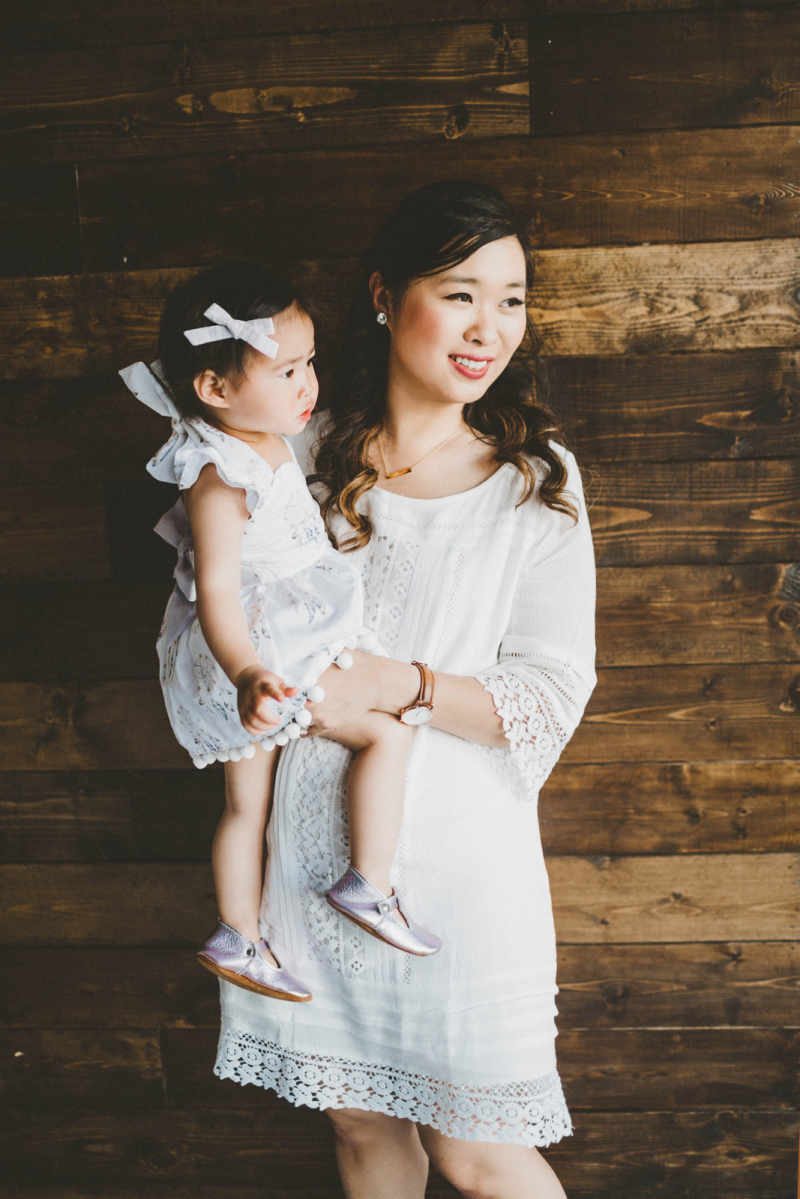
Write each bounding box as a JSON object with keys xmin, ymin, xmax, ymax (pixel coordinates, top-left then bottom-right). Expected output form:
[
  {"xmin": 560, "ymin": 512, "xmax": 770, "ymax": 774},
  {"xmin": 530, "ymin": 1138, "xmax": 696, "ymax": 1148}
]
[{"xmin": 215, "ymin": 1028, "xmax": 573, "ymax": 1148}]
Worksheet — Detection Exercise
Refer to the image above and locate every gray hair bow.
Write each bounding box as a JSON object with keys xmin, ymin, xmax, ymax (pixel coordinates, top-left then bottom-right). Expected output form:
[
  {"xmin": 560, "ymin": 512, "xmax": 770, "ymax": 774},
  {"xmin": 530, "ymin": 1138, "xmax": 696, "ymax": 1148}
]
[{"xmin": 183, "ymin": 303, "xmax": 279, "ymax": 360}]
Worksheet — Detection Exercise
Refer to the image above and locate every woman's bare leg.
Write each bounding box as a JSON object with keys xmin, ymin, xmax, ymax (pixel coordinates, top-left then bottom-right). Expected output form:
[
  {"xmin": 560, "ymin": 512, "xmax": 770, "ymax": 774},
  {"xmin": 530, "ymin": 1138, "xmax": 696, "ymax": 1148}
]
[
  {"xmin": 418, "ymin": 1125, "xmax": 567, "ymax": 1198},
  {"xmin": 326, "ymin": 712, "xmax": 412, "ymax": 897},
  {"xmin": 211, "ymin": 749, "xmax": 279, "ymax": 965},
  {"xmin": 327, "ymin": 1108, "xmax": 429, "ymax": 1199}
]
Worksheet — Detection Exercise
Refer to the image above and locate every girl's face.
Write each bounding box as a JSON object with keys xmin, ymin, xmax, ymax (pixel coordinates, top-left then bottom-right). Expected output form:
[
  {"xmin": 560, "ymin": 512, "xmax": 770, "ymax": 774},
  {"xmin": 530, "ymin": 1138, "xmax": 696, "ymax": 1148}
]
[
  {"xmin": 384, "ymin": 237, "xmax": 528, "ymax": 409},
  {"xmin": 195, "ymin": 307, "xmax": 318, "ymax": 436}
]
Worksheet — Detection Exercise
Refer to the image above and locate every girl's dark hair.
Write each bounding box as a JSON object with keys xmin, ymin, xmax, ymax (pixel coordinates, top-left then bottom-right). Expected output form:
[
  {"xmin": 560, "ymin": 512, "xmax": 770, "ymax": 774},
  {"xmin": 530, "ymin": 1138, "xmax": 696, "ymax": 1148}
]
[
  {"xmin": 158, "ymin": 262, "xmax": 311, "ymax": 419},
  {"xmin": 312, "ymin": 180, "xmax": 575, "ymax": 551}
]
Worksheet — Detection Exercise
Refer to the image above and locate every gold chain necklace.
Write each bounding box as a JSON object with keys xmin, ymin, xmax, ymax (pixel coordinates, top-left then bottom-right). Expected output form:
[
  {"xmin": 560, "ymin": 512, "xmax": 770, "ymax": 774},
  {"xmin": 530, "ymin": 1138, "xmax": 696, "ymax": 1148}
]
[{"xmin": 378, "ymin": 426, "xmax": 462, "ymax": 479}]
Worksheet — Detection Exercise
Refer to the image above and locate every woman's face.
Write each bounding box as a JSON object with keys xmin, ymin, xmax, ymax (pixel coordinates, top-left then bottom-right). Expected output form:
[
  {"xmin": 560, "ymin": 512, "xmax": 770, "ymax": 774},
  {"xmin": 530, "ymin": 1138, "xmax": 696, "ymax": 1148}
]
[{"xmin": 384, "ymin": 236, "xmax": 528, "ymax": 408}]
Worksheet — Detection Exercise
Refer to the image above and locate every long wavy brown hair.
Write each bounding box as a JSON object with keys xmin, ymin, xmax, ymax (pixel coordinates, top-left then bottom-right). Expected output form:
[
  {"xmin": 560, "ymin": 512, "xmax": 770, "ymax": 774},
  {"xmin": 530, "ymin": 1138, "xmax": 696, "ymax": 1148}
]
[{"xmin": 312, "ymin": 181, "xmax": 575, "ymax": 551}]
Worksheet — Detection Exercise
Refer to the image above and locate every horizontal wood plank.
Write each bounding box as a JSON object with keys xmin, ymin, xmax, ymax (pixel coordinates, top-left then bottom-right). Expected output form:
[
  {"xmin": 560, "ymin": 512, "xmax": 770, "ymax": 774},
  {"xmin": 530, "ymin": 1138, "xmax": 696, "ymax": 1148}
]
[
  {"xmin": 4, "ymin": 941, "xmax": 798, "ymax": 1030},
  {"xmin": 532, "ymin": 238, "xmax": 800, "ymax": 356},
  {"xmin": 541, "ymin": 758, "xmax": 800, "ymax": 855},
  {"xmin": 6, "ymin": 238, "xmax": 800, "ymax": 378},
  {"xmin": 0, "ymin": 1, "xmax": 525, "ymax": 53},
  {"xmin": 77, "ymin": 126, "xmax": 800, "ymax": 275},
  {"xmin": 0, "ymin": 23, "xmax": 528, "ymax": 164},
  {"xmin": 2, "ymin": 854, "xmax": 797, "ymax": 945},
  {"xmin": 0, "ymin": 1029, "xmax": 163, "ymax": 1107},
  {"xmin": 0, "ymin": 1108, "xmax": 794, "ymax": 1191},
  {"xmin": 0, "ymin": 164, "xmax": 81, "ymax": 278},
  {"xmin": 0, "ymin": 485, "xmax": 109, "ymax": 583},
  {"xmin": 530, "ymin": 10, "xmax": 800, "ymax": 136},
  {"xmin": 159, "ymin": 1025, "xmax": 800, "ymax": 1110},
  {"xmin": 557, "ymin": 941, "xmax": 800, "ymax": 1030},
  {"xmin": 0, "ymin": 662, "xmax": 798, "ymax": 770},
  {"xmin": 547, "ymin": 349, "xmax": 800, "ymax": 462}
]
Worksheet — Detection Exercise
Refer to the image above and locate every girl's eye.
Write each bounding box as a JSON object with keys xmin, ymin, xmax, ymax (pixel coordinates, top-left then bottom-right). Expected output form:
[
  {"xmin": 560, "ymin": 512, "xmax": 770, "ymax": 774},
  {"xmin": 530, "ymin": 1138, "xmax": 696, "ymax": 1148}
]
[
  {"xmin": 501, "ymin": 297, "xmax": 525, "ymax": 308},
  {"xmin": 444, "ymin": 292, "xmax": 472, "ymax": 303},
  {"xmin": 280, "ymin": 369, "xmax": 294, "ymax": 379},
  {"xmin": 308, "ymin": 357, "xmax": 316, "ymax": 368}
]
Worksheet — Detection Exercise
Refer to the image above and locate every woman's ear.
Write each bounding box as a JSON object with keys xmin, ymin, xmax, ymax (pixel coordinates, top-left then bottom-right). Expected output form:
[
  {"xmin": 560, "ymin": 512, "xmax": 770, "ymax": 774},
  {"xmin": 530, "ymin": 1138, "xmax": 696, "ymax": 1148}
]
[
  {"xmin": 193, "ymin": 369, "xmax": 228, "ymax": 409},
  {"xmin": 369, "ymin": 271, "xmax": 392, "ymax": 325}
]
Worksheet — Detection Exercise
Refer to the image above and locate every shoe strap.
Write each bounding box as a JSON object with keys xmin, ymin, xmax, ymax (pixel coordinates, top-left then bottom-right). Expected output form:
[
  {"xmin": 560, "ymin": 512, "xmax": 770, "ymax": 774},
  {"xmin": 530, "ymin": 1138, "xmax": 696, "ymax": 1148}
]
[{"xmin": 347, "ymin": 892, "xmax": 400, "ymax": 916}]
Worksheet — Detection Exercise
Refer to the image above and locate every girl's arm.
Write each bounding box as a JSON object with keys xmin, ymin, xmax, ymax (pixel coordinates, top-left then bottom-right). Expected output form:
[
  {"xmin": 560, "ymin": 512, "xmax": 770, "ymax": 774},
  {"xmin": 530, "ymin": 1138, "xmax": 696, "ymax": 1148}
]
[{"xmin": 184, "ymin": 463, "xmax": 295, "ymax": 734}]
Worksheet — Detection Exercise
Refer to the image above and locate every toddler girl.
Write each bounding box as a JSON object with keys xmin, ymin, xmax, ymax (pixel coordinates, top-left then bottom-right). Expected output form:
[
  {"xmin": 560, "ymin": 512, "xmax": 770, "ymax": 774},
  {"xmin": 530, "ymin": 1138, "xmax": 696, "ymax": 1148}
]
[{"xmin": 120, "ymin": 263, "xmax": 440, "ymax": 1002}]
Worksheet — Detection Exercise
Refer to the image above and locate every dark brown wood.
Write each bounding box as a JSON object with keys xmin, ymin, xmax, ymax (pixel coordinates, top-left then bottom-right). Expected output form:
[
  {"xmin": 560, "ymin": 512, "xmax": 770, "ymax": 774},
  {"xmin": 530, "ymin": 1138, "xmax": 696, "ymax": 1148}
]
[
  {"xmin": 0, "ymin": 485, "xmax": 109, "ymax": 583},
  {"xmin": 0, "ymin": 770, "xmax": 223, "ymax": 863},
  {"xmin": 0, "ymin": 1, "xmax": 525, "ymax": 53},
  {"xmin": 78, "ymin": 126, "xmax": 800, "ymax": 274},
  {"xmin": 595, "ymin": 564, "xmax": 800, "ymax": 667},
  {"xmin": 103, "ymin": 477, "xmax": 179, "ymax": 584},
  {"xmin": 0, "ymin": 23, "xmax": 528, "ymax": 165},
  {"xmin": 159, "ymin": 1024, "xmax": 800, "ymax": 1110},
  {"xmin": 530, "ymin": 10, "xmax": 800, "ymax": 136},
  {"xmin": 541, "ymin": 758, "xmax": 800, "ymax": 855},
  {"xmin": 532, "ymin": 238, "xmax": 800, "ymax": 356},
  {"xmin": 585, "ymin": 459, "xmax": 800, "ymax": 567},
  {"xmin": 0, "ymin": 1028, "xmax": 164, "ymax": 1107},
  {"xmin": 0, "ymin": 164, "xmax": 81, "ymax": 278},
  {"xmin": 3, "ymin": 854, "xmax": 797, "ymax": 945},
  {"xmin": 4, "ymin": 941, "xmax": 798, "ymax": 1030},
  {"xmin": 557, "ymin": 941, "xmax": 800, "ymax": 1030},
  {"xmin": 0, "ymin": 1108, "xmax": 795, "ymax": 1191},
  {"xmin": 1, "ymin": 661, "xmax": 798, "ymax": 771},
  {"xmin": 547, "ymin": 350, "xmax": 800, "ymax": 462}
]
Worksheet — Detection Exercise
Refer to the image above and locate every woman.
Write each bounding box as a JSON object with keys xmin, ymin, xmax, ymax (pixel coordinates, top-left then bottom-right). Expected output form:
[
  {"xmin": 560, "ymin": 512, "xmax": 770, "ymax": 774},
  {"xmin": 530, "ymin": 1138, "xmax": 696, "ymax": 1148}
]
[{"xmin": 214, "ymin": 182, "xmax": 597, "ymax": 1198}]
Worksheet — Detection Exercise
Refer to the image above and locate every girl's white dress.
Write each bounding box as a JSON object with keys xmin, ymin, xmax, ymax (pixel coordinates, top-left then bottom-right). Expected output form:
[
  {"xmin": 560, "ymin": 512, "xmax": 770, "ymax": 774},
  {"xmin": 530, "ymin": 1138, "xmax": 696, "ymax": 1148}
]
[
  {"xmin": 148, "ymin": 417, "xmax": 369, "ymax": 763},
  {"xmin": 213, "ymin": 423, "xmax": 597, "ymax": 1148}
]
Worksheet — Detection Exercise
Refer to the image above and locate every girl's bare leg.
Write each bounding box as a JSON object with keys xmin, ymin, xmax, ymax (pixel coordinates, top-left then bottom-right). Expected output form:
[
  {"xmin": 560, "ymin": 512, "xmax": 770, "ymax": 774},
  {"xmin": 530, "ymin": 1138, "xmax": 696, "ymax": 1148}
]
[
  {"xmin": 418, "ymin": 1125, "xmax": 567, "ymax": 1198},
  {"xmin": 327, "ymin": 1109, "xmax": 429, "ymax": 1199},
  {"xmin": 326, "ymin": 712, "xmax": 413, "ymax": 897},
  {"xmin": 211, "ymin": 749, "xmax": 279, "ymax": 966}
]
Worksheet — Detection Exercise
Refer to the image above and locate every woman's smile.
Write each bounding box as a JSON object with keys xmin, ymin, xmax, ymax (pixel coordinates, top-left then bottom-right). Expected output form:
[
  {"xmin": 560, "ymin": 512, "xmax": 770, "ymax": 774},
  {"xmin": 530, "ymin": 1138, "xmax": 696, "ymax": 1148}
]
[{"xmin": 449, "ymin": 354, "xmax": 494, "ymax": 380}]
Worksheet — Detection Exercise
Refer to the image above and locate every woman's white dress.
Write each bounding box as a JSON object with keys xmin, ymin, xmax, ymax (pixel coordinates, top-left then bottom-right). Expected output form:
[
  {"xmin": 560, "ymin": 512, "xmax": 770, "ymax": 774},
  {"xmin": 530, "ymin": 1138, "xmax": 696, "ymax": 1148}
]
[{"xmin": 214, "ymin": 431, "xmax": 597, "ymax": 1148}]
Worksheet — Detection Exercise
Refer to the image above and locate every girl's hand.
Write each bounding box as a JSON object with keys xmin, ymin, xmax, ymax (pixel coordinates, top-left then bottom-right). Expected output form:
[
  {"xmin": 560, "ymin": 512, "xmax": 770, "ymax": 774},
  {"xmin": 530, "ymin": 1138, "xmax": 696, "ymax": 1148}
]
[
  {"xmin": 304, "ymin": 651, "xmax": 382, "ymax": 735},
  {"xmin": 236, "ymin": 666, "xmax": 298, "ymax": 735}
]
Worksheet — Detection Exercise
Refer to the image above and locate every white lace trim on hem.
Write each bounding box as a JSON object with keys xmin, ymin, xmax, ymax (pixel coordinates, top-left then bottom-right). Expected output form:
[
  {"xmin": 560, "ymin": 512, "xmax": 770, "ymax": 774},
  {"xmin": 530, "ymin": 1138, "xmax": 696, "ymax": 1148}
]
[{"xmin": 214, "ymin": 1026, "xmax": 573, "ymax": 1148}]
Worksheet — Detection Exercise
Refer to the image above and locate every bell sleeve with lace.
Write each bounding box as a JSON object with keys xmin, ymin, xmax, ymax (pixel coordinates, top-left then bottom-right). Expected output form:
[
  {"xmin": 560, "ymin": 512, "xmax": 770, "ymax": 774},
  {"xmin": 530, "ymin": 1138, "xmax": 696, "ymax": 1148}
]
[{"xmin": 475, "ymin": 449, "xmax": 597, "ymax": 796}]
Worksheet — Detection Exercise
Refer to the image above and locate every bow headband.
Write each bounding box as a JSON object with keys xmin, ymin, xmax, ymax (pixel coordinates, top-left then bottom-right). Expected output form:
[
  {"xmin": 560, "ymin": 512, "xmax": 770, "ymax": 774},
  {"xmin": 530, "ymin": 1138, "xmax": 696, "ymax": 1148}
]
[{"xmin": 184, "ymin": 303, "xmax": 279, "ymax": 360}]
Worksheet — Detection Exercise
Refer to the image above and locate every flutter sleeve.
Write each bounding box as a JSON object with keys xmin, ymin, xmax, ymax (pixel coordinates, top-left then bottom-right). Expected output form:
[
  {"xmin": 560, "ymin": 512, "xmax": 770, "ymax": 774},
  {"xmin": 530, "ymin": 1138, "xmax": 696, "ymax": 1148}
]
[{"xmin": 475, "ymin": 448, "xmax": 597, "ymax": 795}]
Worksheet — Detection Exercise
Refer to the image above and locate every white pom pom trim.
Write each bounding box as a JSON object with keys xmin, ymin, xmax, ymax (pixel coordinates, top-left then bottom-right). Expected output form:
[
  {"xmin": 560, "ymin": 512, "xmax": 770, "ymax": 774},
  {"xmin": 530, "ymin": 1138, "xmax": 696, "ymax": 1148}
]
[
  {"xmin": 307, "ymin": 685, "xmax": 325, "ymax": 702},
  {"xmin": 241, "ymin": 743, "xmax": 256, "ymax": 759},
  {"xmin": 274, "ymin": 731, "xmax": 289, "ymax": 747},
  {"xmin": 335, "ymin": 651, "xmax": 353, "ymax": 670},
  {"xmin": 294, "ymin": 707, "xmax": 312, "ymax": 728}
]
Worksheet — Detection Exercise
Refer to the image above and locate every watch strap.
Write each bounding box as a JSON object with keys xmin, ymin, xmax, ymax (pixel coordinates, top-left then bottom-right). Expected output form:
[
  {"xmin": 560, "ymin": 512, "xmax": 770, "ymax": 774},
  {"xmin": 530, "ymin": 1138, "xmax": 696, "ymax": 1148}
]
[{"xmin": 399, "ymin": 660, "xmax": 434, "ymax": 718}]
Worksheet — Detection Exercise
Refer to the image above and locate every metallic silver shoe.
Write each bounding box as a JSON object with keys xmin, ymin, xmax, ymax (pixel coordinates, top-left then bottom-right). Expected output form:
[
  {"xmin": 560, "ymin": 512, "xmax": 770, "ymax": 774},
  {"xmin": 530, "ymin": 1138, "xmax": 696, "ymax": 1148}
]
[
  {"xmin": 325, "ymin": 867, "xmax": 442, "ymax": 957},
  {"xmin": 197, "ymin": 920, "xmax": 312, "ymax": 1002}
]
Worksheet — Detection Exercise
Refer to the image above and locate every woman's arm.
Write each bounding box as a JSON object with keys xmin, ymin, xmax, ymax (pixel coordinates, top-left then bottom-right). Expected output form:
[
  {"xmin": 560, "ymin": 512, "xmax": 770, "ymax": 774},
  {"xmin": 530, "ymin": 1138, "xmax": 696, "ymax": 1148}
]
[{"xmin": 184, "ymin": 464, "xmax": 295, "ymax": 733}]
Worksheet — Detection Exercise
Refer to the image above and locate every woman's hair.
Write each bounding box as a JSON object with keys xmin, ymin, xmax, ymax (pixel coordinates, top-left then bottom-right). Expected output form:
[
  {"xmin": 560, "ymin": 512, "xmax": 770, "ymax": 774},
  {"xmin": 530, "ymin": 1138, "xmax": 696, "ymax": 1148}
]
[
  {"xmin": 311, "ymin": 180, "xmax": 575, "ymax": 551},
  {"xmin": 157, "ymin": 262, "xmax": 312, "ymax": 419}
]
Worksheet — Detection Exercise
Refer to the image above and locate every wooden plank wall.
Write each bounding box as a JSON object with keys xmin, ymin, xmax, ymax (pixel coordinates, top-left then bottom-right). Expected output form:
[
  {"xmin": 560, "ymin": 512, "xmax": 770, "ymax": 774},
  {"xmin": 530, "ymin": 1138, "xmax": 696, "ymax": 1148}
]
[{"xmin": 1, "ymin": 2, "xmax": 799, "ymax": 1196}]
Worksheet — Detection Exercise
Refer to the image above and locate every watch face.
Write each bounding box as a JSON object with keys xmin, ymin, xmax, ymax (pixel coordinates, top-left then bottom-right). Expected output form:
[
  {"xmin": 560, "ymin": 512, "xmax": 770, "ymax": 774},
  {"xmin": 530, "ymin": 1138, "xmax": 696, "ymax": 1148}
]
[{"xmin": 400, "ymin": 706, "xmax": 432, "ymax": 726}]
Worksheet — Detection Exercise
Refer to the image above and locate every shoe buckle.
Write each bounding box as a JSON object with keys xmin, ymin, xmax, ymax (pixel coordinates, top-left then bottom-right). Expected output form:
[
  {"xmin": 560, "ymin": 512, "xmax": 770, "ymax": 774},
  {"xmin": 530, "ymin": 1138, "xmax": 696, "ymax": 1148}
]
[
  {"xmin": 377, "ymin": 900, "xmax": 392, "ymax": 914},
  {"xmin": 246, "ymin": 945, "xmax": 256, "ymax": 957}
]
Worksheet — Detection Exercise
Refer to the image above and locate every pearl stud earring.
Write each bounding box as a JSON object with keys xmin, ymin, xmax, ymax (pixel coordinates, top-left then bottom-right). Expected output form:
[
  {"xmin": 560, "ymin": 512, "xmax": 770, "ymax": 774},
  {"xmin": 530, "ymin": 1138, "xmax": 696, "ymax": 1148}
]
[{"xmin": 376, "ymin": 312, "xmax": 388, "ymax": 325}]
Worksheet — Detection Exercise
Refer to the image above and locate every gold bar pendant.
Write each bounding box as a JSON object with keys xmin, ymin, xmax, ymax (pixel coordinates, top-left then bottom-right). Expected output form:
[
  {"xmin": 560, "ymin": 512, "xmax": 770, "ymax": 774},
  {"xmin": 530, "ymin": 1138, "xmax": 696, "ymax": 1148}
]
[{"xmin": 386, "ymin": 467, "xmax": 413, "ymax": 478}]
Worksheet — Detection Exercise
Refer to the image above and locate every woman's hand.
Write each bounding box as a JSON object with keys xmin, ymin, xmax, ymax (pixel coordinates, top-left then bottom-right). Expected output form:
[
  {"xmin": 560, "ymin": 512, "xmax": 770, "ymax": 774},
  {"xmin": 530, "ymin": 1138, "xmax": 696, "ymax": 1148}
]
[
  {"xmin": 304, "ymin": 651, "xmax": 384, "ymax": 735},
  {"xmin": 237, "ymin": 666, "xmax": 298, "ymax": 736}
]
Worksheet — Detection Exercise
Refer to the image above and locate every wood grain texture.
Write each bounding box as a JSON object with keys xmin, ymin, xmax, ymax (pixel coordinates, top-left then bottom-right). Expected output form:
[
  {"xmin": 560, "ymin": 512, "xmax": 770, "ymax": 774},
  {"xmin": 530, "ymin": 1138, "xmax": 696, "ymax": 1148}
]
[
  {"xmin": 3, "ymin": 941, "xmax": 798, "ymax": 1030},
  {"xmin": 549, "ymin": 853, "xmax": 800, "ymax": 944},
  {"xmin": 0, "ymin": 23, "xmax": 528, "ymax": 165},
  {"xmin": 1, "ymin": 661, "xmax": 798, "ymax": 771},
  {"xmin": 0, "ymin": 1, "xmax": 526, "ymax": 53},
  {"xmin": 585, "ymin": 459, "xmax": 800, "ymax": 567},
  {"xmin": 540, "ymin": 759, "xmax": 800, "ymax": 855},
  {"xmin": 531, "ymin": 238, "xmax": 800, "ymax": 356},
  {"xmin": 530, "ymin": 9, "xmax": 800, "ymax": 136},
  {"xmin": 0, "ymin": 770, "xmax": 223, "ymax": 863},
  {"xmin": 594, "ymin": 564, "xmax": 800, "ymax": 667},
  {"xmin": 572, "ymin": 662, "xmax": 800, "ymax": 764},
  {"xmin": 0, "ymin": 1028, "xmax": 163, "ymax": 1107},
  {"xmin": 0, "ymin": 164, "xmax": 81, "ymax": 278},
  {"xmin": 77, "ymin": 125, "xmax": 800, "ymax": 275},
  {"xmin": 0, "ymin": 485, "xmax": 109, "ymax": 583},
  {"xmin": 160, "ymin": 1025, "xmax": 800, "ymax": 1110},
  {"xmin": 0, "ymin": 1108, "xmax": 795, "ymax": 1191},
  {"xmin": 546, "ymin": 350, "xmax": 800, "ymax": 462},
  {"xmin": 2, "ymin": 854, "xmax": 797, "ymax": 945}
]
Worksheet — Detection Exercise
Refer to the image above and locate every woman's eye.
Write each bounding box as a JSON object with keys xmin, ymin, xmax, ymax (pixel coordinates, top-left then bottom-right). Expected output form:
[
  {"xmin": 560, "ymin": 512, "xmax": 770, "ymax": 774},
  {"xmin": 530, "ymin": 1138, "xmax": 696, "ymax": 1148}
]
[
  {"xmin": 500, "ymin": 297, "xmax": 525, "ymax": 308},
  {"xmin": 445, "ymin": 292, "xmax": 472, "ymax": 303}
]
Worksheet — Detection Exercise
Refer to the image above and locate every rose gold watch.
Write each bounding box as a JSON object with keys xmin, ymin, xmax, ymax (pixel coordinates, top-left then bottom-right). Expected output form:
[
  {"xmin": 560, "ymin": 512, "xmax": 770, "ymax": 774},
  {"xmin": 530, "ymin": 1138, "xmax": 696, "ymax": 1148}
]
[{"xmin": 398, "ymin": 661, "xmax": 434, "ymax": 726}]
